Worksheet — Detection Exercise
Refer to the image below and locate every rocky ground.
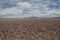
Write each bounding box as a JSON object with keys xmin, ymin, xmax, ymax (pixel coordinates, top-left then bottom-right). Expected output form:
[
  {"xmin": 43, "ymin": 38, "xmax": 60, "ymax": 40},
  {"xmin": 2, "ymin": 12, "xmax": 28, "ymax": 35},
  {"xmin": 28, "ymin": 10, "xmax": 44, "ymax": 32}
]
[{"xmin": 0, "ymin": 18, "xmax": 60, "ymax": 40}]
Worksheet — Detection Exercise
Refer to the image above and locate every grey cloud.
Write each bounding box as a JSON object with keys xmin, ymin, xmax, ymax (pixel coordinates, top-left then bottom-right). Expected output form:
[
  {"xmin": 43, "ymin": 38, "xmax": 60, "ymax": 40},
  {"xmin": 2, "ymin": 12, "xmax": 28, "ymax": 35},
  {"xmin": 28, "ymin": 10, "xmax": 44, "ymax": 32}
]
[{"xmin": 0, "ymin": 0, "xmax": 60, "ymax": 18}]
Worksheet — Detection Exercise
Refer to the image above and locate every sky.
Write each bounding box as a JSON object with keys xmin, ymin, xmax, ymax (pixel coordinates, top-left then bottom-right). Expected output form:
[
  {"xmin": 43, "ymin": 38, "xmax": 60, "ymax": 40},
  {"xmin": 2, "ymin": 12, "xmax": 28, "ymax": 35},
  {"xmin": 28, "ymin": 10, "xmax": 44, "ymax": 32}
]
[{"xmin": 0, "ymin": 0, "xmax": 60, "ymax": 18}]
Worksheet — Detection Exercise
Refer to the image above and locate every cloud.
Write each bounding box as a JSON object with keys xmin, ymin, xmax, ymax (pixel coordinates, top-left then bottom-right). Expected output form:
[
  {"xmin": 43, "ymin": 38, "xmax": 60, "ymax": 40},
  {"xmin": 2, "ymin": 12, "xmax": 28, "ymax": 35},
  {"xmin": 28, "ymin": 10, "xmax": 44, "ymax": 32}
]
[
  {"xmin": 0, "ymin": 0, "xmax": 60, "ymax": 18},
  {"xmin": 17, "ymin": 2, "xmax": 32, "ymax": 8}
]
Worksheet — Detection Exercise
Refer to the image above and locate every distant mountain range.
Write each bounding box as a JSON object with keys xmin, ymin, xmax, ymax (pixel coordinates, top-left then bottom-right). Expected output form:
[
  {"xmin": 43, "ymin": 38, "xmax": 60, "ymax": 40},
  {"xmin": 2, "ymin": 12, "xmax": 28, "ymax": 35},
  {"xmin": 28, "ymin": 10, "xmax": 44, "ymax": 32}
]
[{"xmin": 29, "ymin": 16, "xmax": 38, "ymax": 18}]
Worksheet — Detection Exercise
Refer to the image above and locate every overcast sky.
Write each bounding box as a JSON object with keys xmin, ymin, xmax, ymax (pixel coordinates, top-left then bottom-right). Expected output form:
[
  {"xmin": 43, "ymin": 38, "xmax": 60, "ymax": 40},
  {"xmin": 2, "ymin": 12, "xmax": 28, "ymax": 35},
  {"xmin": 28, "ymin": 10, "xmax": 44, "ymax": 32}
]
[{"xmin": 0, "ymin": 0, "xmax": 60, "ymax": 18}]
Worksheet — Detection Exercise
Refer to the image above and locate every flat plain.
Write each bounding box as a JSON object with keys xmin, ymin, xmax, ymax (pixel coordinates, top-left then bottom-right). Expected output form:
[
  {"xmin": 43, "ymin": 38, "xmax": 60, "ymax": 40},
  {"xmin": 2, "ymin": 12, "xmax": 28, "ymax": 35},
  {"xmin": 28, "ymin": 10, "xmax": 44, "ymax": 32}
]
[{"xmin": 0, "ymin": 18, "xmax": 60, "ymax": 40}]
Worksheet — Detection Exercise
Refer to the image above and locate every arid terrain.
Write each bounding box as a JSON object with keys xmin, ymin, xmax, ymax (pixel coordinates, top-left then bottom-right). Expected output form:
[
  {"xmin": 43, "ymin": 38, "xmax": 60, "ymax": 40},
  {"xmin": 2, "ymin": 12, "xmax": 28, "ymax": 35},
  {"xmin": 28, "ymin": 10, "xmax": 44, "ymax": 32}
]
[{"xmin": 0, "ymin": 18, "xmax": 60, "ymax": 40}]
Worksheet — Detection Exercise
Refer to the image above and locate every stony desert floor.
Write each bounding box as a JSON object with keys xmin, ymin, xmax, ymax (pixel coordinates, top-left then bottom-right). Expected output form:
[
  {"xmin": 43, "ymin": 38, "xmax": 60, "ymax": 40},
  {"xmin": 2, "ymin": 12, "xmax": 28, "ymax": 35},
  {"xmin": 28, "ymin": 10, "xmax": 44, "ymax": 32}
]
[{"xmin": 0, "ymin": 18, "xmax": 60, "ymax": 40}]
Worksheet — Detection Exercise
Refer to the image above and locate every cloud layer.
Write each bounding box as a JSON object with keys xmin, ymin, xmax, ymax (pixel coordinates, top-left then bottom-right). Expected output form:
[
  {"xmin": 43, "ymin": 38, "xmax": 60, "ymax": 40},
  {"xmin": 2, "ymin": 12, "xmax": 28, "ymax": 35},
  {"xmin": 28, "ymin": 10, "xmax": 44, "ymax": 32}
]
[{"xmin": 0, "ymin": 0, "xmax": 60, "ymax": 18}]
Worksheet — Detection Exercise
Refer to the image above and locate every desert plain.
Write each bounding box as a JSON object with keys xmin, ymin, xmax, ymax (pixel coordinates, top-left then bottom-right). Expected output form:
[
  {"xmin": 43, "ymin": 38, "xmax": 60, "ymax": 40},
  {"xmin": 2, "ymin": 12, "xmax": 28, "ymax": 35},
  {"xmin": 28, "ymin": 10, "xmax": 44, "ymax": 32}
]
[{"xmin": 0, "ymin": 18, "xmax": 60, "ymax": 40}]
